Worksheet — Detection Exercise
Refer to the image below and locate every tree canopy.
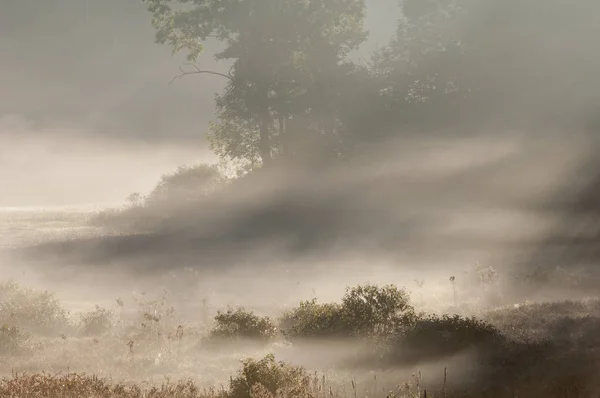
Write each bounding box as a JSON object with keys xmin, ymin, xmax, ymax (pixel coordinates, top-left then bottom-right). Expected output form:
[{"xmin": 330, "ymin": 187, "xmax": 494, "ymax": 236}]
[
  {"xmin": 144, "ymin": 0, "xmax": 600, "ymax": 169},
  {"xmin": 145, "ymin": 0, "xmax": 367, "ymax": 167}
]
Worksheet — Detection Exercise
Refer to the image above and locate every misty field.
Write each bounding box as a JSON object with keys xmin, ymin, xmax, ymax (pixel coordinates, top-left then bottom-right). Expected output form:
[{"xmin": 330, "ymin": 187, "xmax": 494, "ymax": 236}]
[
  {"xmin": 4, "ymin": 0, "xmax": 600, "ymax": 396},
  {"xmin": 1, "ymin": 207, "xmax": 600, "ymax": 398}
]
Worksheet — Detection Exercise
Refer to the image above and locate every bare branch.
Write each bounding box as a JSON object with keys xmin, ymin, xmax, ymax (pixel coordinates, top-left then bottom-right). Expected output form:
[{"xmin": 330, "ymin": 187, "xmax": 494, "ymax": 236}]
[{"xmin": 169, "ymin": 63, "xmax": 234, "ymax": 85}]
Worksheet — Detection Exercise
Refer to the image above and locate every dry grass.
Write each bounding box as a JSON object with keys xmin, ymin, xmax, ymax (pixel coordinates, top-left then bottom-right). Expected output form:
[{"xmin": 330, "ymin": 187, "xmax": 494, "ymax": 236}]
[
  {"xmin": 0, "ymin": 368, "xmax": 457, "ymax": 398},
  {"xmin": 2, "ymin": 281, "xmax": 600, "ymax": 397},
  {"xmin": 0, "ymin": 373, "xmax": 208, "ymax": 398}
]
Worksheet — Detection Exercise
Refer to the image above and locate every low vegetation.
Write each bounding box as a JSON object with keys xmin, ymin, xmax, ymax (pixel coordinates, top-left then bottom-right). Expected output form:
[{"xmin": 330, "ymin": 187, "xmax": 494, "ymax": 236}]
[
  {"xmin": 1, "ymin": 278, "xmax": 599, "ymax": 397},
  {"xmin": 384, "ymin": 314, "xmax": 503, "ymax": 364},
  {"xmin": 0, "ymin": 357, "xmax": 422, "ymax": 398},
  {"xmin": 0, "ymin": 281, "xmax": 71, "ymax": 336},
  {"xmin": 0, "ymin": 324, "xmax": 30, "ymax": 356},
  {"xmin": 209, "ymin": 308, "xmax": 277, "ymax": 342},
  {"xmin": 79, "ymin": 305, "xmax": 115, "ymax": 337},
  {"xmin": 89, "ymin": 164, "xmax": 228, "ymax": 231},
  {"xmin": 279, "ymin": 284, "xmax": 416, "ymax": 341}
]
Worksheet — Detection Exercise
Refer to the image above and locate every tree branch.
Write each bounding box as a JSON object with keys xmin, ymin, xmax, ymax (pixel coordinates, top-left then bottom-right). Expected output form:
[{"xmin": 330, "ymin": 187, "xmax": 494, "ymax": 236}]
[{"xmin": 169, "ymin": 63, "xmax": 234, "ymax": 84}]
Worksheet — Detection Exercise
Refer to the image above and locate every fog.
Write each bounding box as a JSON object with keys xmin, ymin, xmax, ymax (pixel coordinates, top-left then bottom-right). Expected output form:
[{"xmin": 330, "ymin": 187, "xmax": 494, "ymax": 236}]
[{"xmin": 2, "ymin": 0, "xmax": 600, "ymax": 396}]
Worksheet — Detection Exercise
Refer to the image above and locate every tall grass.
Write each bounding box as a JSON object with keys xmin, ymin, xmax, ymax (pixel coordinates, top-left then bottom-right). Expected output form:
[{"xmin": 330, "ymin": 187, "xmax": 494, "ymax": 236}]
[{"xmin": 1, "ymin": 280, "xmax": 600, "ymax": 397}]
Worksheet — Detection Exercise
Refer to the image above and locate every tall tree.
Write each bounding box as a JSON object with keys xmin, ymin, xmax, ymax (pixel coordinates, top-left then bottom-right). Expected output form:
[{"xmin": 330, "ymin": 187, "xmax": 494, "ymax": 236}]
[
  {"xmin": 145, "ymin": 0, "xmax": 367, "ymax": 167},
  {"xmin": 374, "ymin": 0, "xmax": 600, "ymax": 134},
  {"xmin": 371, "ymin": 0, "xmax": 478, "ymax": 132}
]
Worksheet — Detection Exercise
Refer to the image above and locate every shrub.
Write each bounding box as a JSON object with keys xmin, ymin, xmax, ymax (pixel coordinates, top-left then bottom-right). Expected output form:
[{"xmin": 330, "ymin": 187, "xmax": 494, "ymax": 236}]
[
  {"xmin": 279, "ymin": 299, "xmax": 349, "ymax": 340},
  {"xmin": 387, "ymin": 314, "xmax": 502, "ymax": 364},
  {"xmin": 341, "ymin": 284, "xmax": 415, "ymax": 337},
  {"xmin": 145, "ymin": 164, "xmax": 226, "ymax": 208},
  {"xmin": 0, "ymin": 324, "xmax": 29, "ymax": 355},
  {"xmin": 0, "ymin": 281, "xmax": 70, "ymax": 336},
  {"xmin": 227, "ymin": 354, "xmax": 312, "ymax": 398},
  {"xmin": 79, "ymin": 305, "xmax": 114, "ymax": 336},
  {"xmin": 280, "ymin": 284, "xmax": 416, "ymax": 341},
  {"xmin": 89, "ymin": 163, "xmax": 228, "ymax": 230},
  {"xmin": 210, "ymin": 307, "xmax": 277, "ymax": 342}
]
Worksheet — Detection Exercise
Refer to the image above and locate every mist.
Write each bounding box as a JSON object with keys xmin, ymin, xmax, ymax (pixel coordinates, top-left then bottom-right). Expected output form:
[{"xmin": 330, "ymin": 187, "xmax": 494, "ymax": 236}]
[{"xmin": 2, "ymin": 0, "xmax": 600, "ymax": 397}]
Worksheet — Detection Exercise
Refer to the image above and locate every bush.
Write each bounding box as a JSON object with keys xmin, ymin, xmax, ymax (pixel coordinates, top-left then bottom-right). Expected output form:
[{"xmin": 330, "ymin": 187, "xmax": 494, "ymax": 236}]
[
  {"xmin": 227, "ymin": 354, "xmax": 312, "ymax": 398},
  {"xmin": 280, "ymin": 284, "xmax": 416, "ymax": 341},
  {"xmin": 0, "ymin": 324, "xmax": 29, "ymax": 355},
  {"xmin": 279, "ymin": 299, "xmax": 349, "ymax": 340},
  {"xmin": 79, "ymin": 305, "xmax": 114, "ymax": 336},
  {"xmin": 386, "ymin": 314, "xmax": 503, "ymax": 364},
  {"xmin": 145, "ymin": 164, "xmax": 226, "ymax": 208},
  {"xmin": 89, "ymin": 163, "xmax": 228, "ymax": 230},
  {"xmin": 0, "ymin": 281, "xmax": 70, "ymax": 336},
  {"xmin": 341, "ymin": 284, "xmax": 415, "ymax": 337},
  {"xmin": 210, "ymin": 307, "xmax": 277, "ymax": 342}
]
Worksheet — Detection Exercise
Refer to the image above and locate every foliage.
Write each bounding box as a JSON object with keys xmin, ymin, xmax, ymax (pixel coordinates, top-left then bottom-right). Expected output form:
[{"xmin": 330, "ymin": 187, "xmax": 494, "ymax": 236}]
[
  {"xmin": 0, "ymin": 281, "xmax": 70, "ymax": 336},
  {"xmin": 0, "ymin": 324, "xmax": 29, "ymax": 356},
  {"xmin": 89, "ymin": 163, "xmax": 227, "ymax": 230},
  {"xmin": 79, "ymin": 305, "xmax": 115, "ymax": 336},
  {"xmin": 1, "ymin": 280, "xmax": 600, "ymax": 398},
  {"xmin": 130, "ymin": 289, "xmax": 178, "ymax": 345},
  {"xmin": 0, "ymin": 358, "xmax": 314, "ymax": 398},
  {"xmin": 144, "ymin": 0, "xmax": 368, "ymax": 165},
  {"xmin": 145, "ymin": 164, "xmax": 226, "ymax": 208},
  {"xmin": 208, "ymin": 115, "xmax": 261, "ymax": 168},
  {"xmin": 210, "ymin": 307, "xmax": 277, "ymax": 342},
  {"xmin": 125, "ymin": 192, "xmax": 144, "ymax": 208},
  {"xmin": 370, "ymin": 0, "xmax": 479, "ymax": 133},
  {"xmin": 341, "ymin": 284, "xmax": 415, "ymax": 337},
  {"xmin": 227, "ymin": 354, "xmax": 312, "ymax": 398},
  {"xmin": 280, "ymin": 284, "xmax": 415, "ymax": 340},
  {"xmin": 279, "ymin": 300, "xmax": 348, "ymax": 340},
  {"xmin": 388, "ymin": 314, "xmax": 502, "ymax": 363}
]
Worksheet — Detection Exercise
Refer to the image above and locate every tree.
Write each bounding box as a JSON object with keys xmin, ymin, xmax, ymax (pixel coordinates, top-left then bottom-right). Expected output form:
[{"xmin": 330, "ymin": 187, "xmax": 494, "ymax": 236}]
[
  {"xmin": 144, "ymin": 0, "xmax": 367, "ymax": 166},
  {"xmin": 372, "ymin": 0, "xmax": 479, "ymax": 132},
  {"xmin": 374, "ymin": 0, "xmax": 600, "ymax": 135}
]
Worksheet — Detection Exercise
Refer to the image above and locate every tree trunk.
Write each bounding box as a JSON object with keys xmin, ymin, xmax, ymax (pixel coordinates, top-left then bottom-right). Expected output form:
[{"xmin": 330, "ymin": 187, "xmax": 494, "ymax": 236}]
[
  {"xmin": 258, "ymin": 112, "xmax": 272, "ymax": 167},
  {"xmin": 278, "ymin": 114, "xmax": 288, "ymax": 157},
  {"xmin": 255, "ymin": 82, "xmax": 273, "ymax": 167}
]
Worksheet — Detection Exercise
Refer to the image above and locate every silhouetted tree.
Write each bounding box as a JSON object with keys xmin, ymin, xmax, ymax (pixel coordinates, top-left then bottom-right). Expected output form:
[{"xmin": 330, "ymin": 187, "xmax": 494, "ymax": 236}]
[{"xmin": 145, "ymin": 0, "xmax": 367, "ymax": 166}]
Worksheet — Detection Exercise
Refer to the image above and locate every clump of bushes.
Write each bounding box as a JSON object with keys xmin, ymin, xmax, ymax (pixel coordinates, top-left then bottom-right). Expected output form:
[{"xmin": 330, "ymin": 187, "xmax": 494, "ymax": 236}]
[
  {"xmin": 210, "ymin": 307, "xmax": 277, "ymax": 342},
  {"xmin": 0, "ymin": 281, "xmax": 70, "ymax": 336},
  {"xmin": 385, "ymin": 314, "xmax": 503, "ymax": 364},
  {"xmin": 227, "ymin": 354, "xmax": 312, "ymax": 398},
  {"xmin": 342, "ymin": 284, "xmax": 416, "ymax": 337},
  {"xmin": 280, "ymin": 284, "xmax": 415, "ymax": 341},
  {"xmin": 278, "ymin": 283, "xmax": 506, "ymax": 368},
  {"xmin": 279, "ymin": 299, "xmax": 348, "ymax": 339},
  {"xmin": 79, "ymin": 305, "xmax": 115, "ymax": 336},
  {"xmin": 0, "ymin": 324, "xmax": 29, "ymax": 355},
  {"xmin": 145, "ymin": 164, "xmax": 226, "ymax": 208},
  {"xmin": 89, "ymin": 163, "xmax": 228, "ymax": 230}
]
